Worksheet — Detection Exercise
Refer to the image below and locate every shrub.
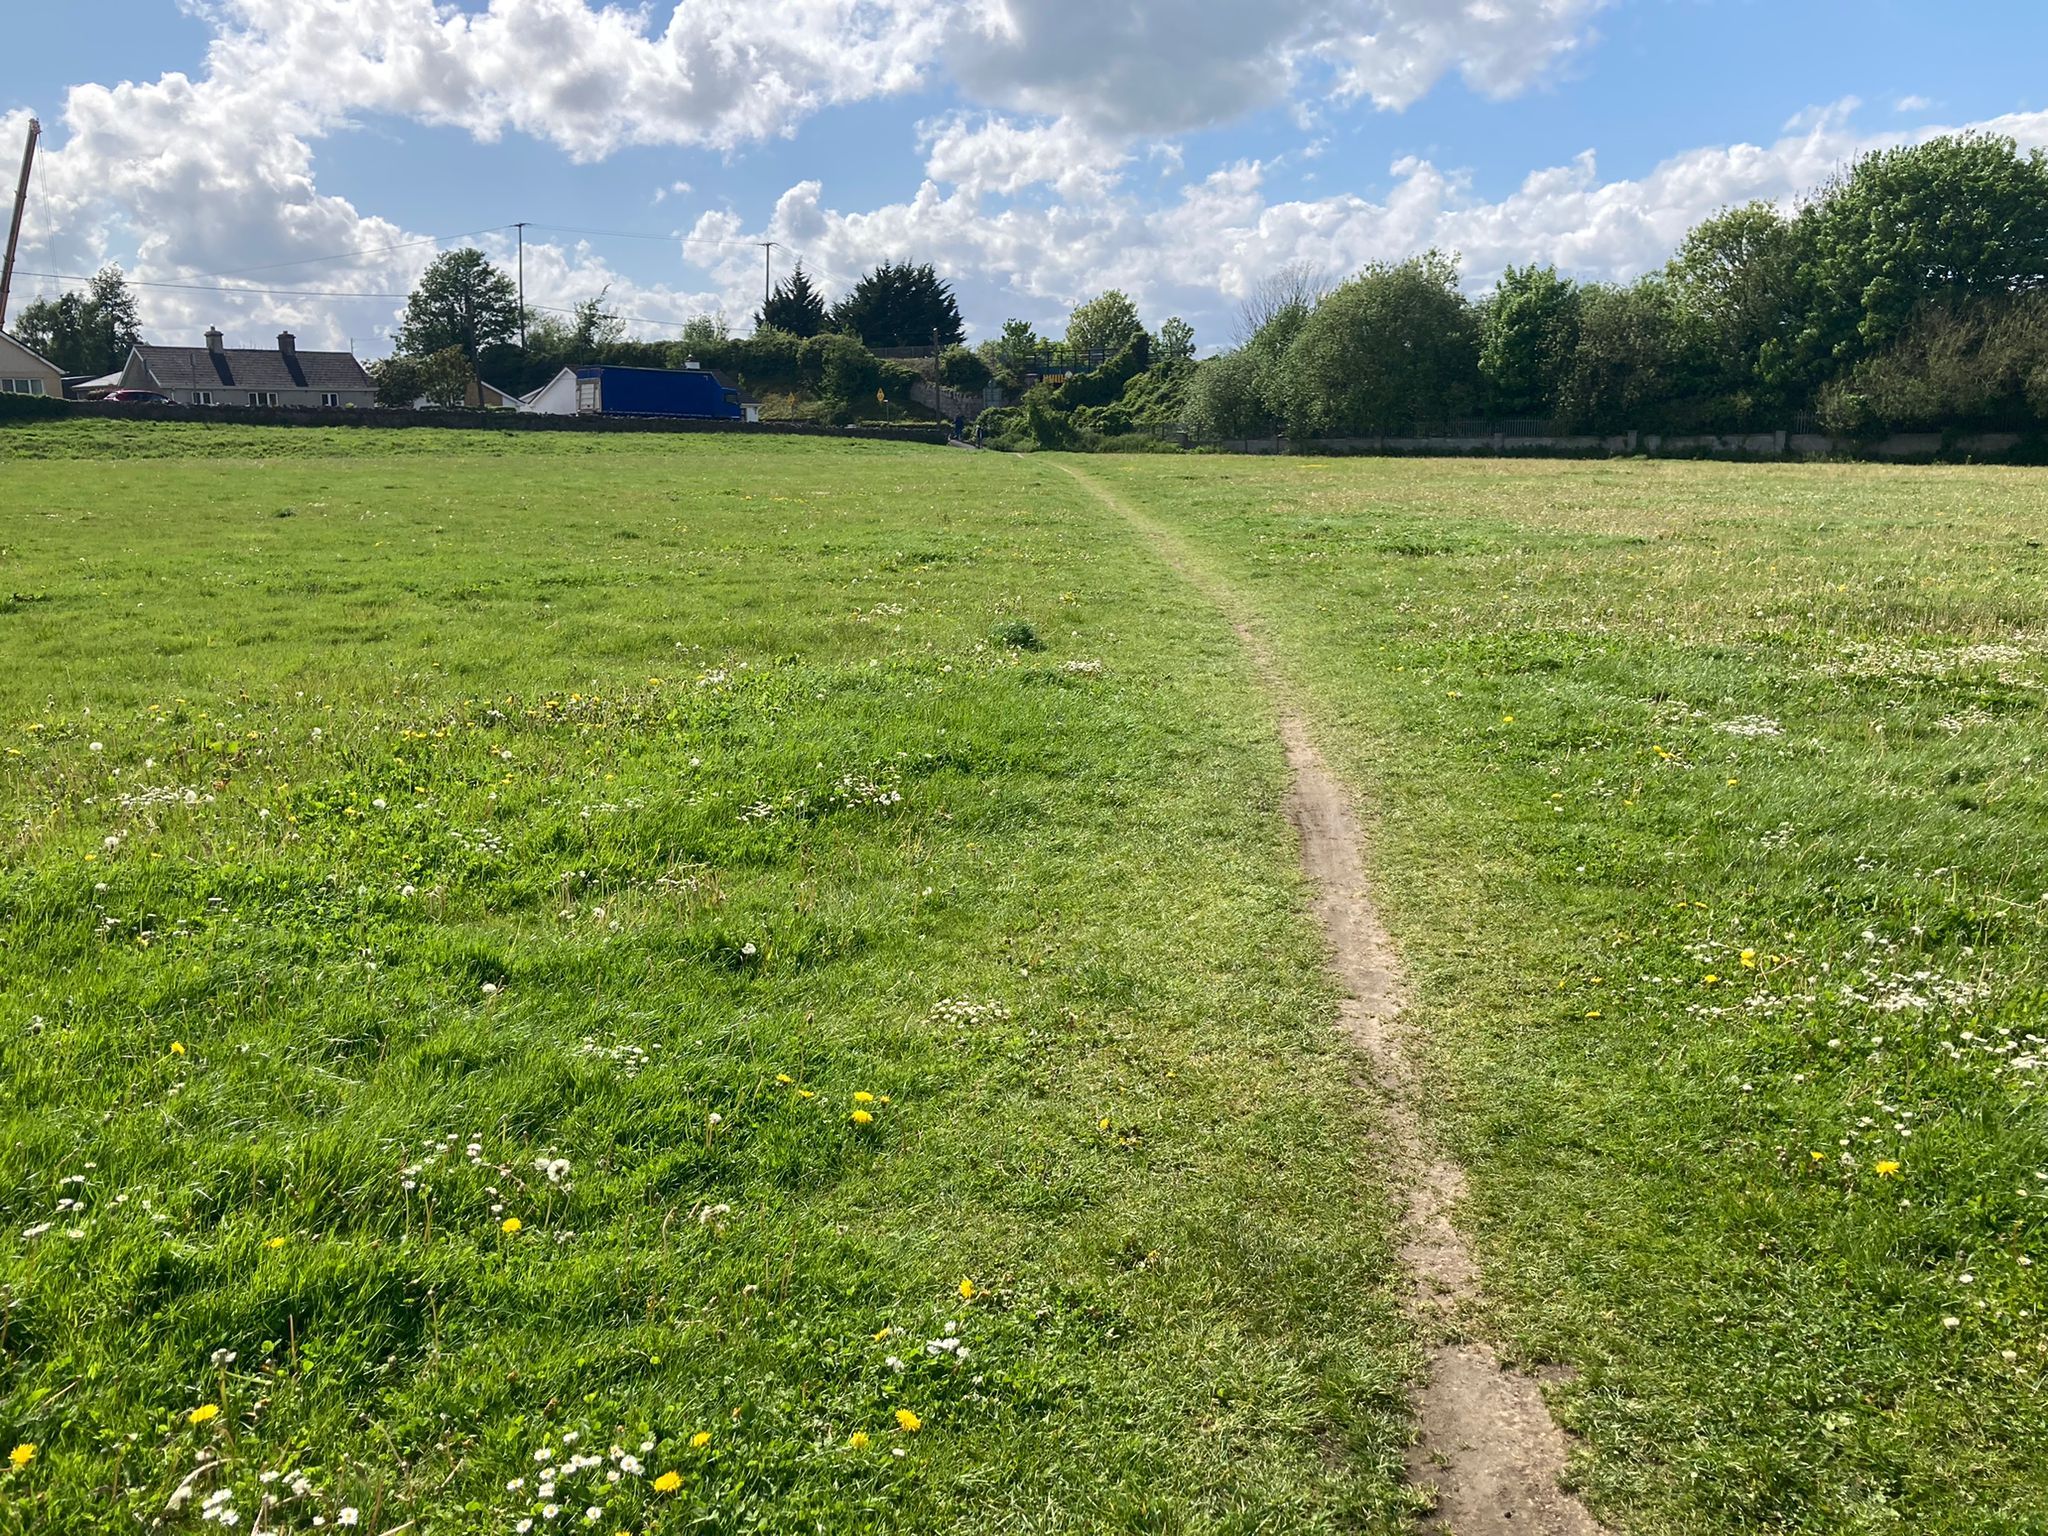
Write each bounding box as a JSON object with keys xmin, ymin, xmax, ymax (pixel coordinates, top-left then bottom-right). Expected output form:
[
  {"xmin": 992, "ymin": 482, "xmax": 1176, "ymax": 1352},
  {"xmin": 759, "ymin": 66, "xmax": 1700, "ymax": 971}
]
[
  {"xmin": 938, "ymin": 345, "xmax": 992, "ymax": 393},
  {"xmin": 800, "ymin": 333, "xmax": 883, "ymax": 406}
]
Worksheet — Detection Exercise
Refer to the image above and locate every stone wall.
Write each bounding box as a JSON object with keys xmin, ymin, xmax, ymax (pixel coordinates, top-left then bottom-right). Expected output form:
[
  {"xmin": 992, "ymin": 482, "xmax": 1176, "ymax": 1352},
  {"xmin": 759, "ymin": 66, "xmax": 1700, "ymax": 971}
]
[{"xmin": 41, "ymin": 401, "xmax": 949, "ymax": 445}]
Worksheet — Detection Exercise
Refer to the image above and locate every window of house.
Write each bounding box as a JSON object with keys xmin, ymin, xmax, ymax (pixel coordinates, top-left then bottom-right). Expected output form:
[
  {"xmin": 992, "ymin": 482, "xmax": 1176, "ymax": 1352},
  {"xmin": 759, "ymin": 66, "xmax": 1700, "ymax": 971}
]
[
  {"xmin": 195, "ymin": 391, "xmax": 213, "ymax": 406},
  {"xmin": 321, "ymin": 393, "xmax": 339, "ymax": 407},
  {"xmin": 247, "ymin": 392, "xmax": 278, "ymax": 407},
  {"xmin": 1, "ymin": 378, "xmax": 45, "ymax": 396}
]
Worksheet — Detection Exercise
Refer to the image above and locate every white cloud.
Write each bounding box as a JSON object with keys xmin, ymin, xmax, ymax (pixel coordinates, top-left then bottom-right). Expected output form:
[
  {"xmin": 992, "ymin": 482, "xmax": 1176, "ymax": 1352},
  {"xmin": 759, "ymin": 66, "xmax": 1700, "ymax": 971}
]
[
  {"xmin": 946, "ymin": 0, "xmax": 1607, "ymax": 133},
  {"xmin": 919, "ymin": 115, "xmax": 1129, "ymax": 202},
  {"xmin": 1895, "ymin": 94, "xmax": 1933, "ymax": 113},
  {"xmin": 698, "ymin": 103, "xmax": 2048, "ymax": 345},
  {"xmin": 8, "ymin": 4, "xmax": 2046, "ymax": 358}
]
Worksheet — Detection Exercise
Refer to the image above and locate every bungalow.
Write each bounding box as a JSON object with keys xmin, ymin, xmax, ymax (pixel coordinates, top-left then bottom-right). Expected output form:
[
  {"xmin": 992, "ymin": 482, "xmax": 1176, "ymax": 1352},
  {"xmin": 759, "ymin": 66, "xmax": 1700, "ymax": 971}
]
[
  {"xmin": 0, "ymin": 329, "xmax": 62, "ymax": 399},
  {"xmin": 118, "ymin": 328, "xmax": 375, "ymax": 409},
  {"xmin": 413, "ymin": 378, "xmax": 523, "ymax": 410}
]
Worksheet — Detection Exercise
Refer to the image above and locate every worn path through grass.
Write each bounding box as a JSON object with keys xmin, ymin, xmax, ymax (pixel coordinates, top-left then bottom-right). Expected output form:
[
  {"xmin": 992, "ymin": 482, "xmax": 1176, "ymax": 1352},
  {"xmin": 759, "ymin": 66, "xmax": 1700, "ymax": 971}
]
[{"xmin": 1055, "ymin": 460, "xmax": 1607, "ymax": 1536}]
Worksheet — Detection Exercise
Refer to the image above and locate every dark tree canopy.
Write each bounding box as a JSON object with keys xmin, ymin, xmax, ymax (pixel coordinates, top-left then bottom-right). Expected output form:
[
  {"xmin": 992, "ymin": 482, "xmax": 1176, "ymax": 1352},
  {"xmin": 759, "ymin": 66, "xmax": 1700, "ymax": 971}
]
[
  {"xmin": 12, "ymin": 266, "xmax": 143, "ymax": 376},
  {"xmin": 1794, "ymin": 133, "xmax": 2048, "ymax": 376},
  {"xmin": 396, "ymin": 249, "xmax": 522, "ymax": 362},
  {"xmin": 830, "ymin": 262, "xmax": 964, "ymax": 348},
  {"xmin": 1478, "ymin": 265, "xmax": 1582, "ymax": 418},
  {"xmin": 758, "ymin": 264, "xmax": 828, "ymax": 337},
  {"xmin": 1276, "ymin": 251, "xmax": 1478, "ymax": 437}
]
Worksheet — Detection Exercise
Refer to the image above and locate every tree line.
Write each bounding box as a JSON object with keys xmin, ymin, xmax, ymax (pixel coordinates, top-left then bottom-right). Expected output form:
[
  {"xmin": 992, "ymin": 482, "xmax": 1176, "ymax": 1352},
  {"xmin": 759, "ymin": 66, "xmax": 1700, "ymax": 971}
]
[
  {"xmin": 1188, "ymin": 133, "xmax": 2048, "ymax": 441},
  {"xmin": 19, "ymin": 130, "xmax": 2040, "ymax": 441}
]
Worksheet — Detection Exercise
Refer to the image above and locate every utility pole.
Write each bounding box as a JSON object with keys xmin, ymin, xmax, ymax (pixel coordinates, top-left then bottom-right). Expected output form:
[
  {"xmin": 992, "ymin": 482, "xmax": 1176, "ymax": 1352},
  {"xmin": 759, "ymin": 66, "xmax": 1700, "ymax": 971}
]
[
  {"xmin": 515, "ymin": 222, "xmax": 528, "ymax": 348},
  {"xmin": 0, "ymin": 117, "xmax": 41, "ymax": 333},
  {"xmin": 756, "ymin": 241, "xmax": 777, "ymax": 317}
]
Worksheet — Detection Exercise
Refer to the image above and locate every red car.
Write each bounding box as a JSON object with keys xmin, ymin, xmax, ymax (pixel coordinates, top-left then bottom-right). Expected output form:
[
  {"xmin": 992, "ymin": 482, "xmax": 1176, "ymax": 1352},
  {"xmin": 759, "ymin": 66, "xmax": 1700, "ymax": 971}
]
[{"xmin": 103, "ymin": 389, "xmax": 175, "ymax": 405}]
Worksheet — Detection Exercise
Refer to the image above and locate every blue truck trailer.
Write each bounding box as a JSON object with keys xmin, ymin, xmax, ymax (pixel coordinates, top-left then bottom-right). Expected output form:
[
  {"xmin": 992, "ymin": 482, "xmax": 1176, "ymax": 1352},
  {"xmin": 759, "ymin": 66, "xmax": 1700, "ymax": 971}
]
[{"xmin": 572, "ymin": 365, "xmax": 750, "ymax": 420}]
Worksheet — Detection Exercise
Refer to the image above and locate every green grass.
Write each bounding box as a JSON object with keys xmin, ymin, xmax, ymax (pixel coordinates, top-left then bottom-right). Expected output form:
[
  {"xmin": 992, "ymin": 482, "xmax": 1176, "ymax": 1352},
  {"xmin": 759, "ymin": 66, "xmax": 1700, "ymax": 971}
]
[
  {"xmin": 1079, "ymin": 453, "xmax": 2048, "ymax": 1533},
  {"xmin": 4, "ymin": 423, "xmax": 2043, "ymax": 1535},
  {"xmin": 0, "ymin": 423, "xmax": 1410, "ymax": 1534}
]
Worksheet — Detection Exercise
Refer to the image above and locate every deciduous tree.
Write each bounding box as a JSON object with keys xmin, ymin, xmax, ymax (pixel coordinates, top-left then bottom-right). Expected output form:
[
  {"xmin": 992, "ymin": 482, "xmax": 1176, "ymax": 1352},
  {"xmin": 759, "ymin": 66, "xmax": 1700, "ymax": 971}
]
[
  {"xmin": 396, "ymin": 249, "xmax": 521, "ymax": 362},
  {"xmin": 12, "ymin": 266, "xmax": 143, "ymax": 376}
]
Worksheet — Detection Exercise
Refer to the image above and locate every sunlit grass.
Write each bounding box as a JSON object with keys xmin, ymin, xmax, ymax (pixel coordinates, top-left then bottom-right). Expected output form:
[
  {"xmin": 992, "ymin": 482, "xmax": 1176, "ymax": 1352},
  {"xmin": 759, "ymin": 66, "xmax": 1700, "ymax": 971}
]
[
  {"xmin": 1085, "ymin": 452, "xmax": 2048, "ymax": 1534},
  {"xmin": 0, "ymin": 424, "xmax": 1410, "ymax": 1535}
]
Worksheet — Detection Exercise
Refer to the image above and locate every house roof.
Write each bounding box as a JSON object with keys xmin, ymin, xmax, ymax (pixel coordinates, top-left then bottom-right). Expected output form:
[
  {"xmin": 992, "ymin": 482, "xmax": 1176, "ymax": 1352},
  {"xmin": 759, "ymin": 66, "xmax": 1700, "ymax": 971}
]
[
  {"xmin": 133, "ymin": 344, "xmax": 373, "ymax": 393},
  {"xmin": 0, "ymin": 330, "xmax": 62, "ymax": 373}
]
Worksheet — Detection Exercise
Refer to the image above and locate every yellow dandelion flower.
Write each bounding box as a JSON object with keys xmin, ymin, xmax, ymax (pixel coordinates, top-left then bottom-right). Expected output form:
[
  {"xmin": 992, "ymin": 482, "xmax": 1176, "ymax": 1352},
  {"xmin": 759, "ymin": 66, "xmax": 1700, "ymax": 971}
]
[
  {"xmin": 1875, "ymin": 1160, "xmax": 1901, "ymax": 1177},
  {"xmin": 188, "ymin": 1404, "xmax": 219, "ymax": 1425},
  {"xmin": 852, "ymin": 1092, "xmax": 875, "ymax": 1104},
  {"xmin": 690, "ymin": 1431, "xmax": 712, "ymax": 1449},
  {"xmin": 894, "ymin": 1409, "xmax": 921, "ymax": 1433},
  {"xmin": 169, "ymin": 1041, "xmax": 185, "ymax": 1056},
  {"xmin": 265, "ymin": 1236, "xmax": 286, "ymax": 1249},
  {"xmin": 652, "ymin": 1471, "xmax": 682, "ymax": 1494},
  {"xmin": 797, "ymin": 1089, "xmax": 815, "ymax": 1100},
  {"xmin": 1740, "ymin": 949, "xmax": 1758, "ymax": 968},
  {"xmin": 775, "ymin": 1074, "xmax": 793, "ymax": 1085},
  {"xmin": 958, "ymin": 1278, "xmax": 975, "ymax": 1300},
  {"xmin": 501, "ymin": 1217, "xmax": 523, "ymax": 1235},
  {"xmin": 1702, "ymin": 974, "xmax": 1720, "ymax": 985},
  {"xmin": 9, "ymin": 1443, "xmax": 34, "ymax": 1469},
  {"xmin": 1098, "ymin": 1116, "xmax": 1111, "ymax": 1131},
  {"xmin": 848, "ymin": 1431, "xmax": 870, "ymax": 1450},
  {"xmin": 851, "ymin": 1109, "xmax": 874, "ymax": 1126},
  {"xmin": 1502, "ymin": 714, "xmax": 1515, "ymax": 724},
  {"xmin": 872, "ymin": 1327, "xmax": 892, "ymax": 1341}
]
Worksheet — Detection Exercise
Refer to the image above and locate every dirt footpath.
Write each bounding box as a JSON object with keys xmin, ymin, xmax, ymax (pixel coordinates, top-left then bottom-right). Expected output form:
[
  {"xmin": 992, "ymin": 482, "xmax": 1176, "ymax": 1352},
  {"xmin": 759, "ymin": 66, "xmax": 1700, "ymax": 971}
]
[{"xmin": 1057, "ymin": 462, "xmax": 1608, "ymax": 1535}]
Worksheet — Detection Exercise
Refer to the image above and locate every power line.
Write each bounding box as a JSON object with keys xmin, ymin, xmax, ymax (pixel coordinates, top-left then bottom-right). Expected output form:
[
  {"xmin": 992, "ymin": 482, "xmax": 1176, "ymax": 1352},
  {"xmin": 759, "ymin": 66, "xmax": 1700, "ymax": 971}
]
[
  {"xmin": 168, "ymin": 226, "xmax": 516, "ymax": 283},
  {"xmin": 20, "ymin": 267, "xmax": 726, "ymax": 333},
  {"xmin": 18, "ymin": 269, "xmax": 413, "ymax": 300},
  {"xmin": 524, "ymin": 221, "xmax": 803, "ymax": 262}
]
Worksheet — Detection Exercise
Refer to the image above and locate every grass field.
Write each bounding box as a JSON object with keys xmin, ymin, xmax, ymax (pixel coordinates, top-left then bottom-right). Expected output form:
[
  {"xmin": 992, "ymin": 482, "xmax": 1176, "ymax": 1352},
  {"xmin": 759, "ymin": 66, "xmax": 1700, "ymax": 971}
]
[{"xmin": 1, "ymin": 422, "xmax": 2043, "ymax": 1534}]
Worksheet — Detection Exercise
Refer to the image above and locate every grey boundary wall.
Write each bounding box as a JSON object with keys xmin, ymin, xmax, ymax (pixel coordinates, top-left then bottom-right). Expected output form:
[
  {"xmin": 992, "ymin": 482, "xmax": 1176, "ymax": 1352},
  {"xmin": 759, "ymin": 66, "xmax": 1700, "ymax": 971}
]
[
  {"xmin": 1198, "ymin": 428, "xmax": 2039, "ymax": 462},
  {"xmin": 29, "ymin": 400, "xmax": 949, "ymax": 445}
]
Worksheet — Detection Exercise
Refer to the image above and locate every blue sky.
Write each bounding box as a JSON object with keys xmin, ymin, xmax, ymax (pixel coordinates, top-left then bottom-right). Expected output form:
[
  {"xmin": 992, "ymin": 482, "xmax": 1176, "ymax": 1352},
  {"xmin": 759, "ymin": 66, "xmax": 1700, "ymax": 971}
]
[{"xmin": 5, "ymin": 1, "xmax": 2045, "ymax": 353}]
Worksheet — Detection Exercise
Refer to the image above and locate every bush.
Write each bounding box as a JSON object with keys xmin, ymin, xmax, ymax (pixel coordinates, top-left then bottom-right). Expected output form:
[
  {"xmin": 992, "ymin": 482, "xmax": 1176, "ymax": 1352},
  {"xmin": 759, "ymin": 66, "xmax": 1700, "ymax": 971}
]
[
  {"xmin": 1814, "ymin": 384, "xmax": 1885, "ymax": 440},
  {"xmin": 1275, "ymin": 252, "xmax": 1479, "ymax": 437},
  {"xmin": 938, "ymin": 345, "xmax": 992, "ymax": 393},
  {"xmin": 1048, "ymin": 336, "xmax": 1150, "ymax": 411},
  {"xmin": 800, "ymin": 333, "xmax": 883, "ymax": 407},
  {"xmin": 991, "ymin": 619, "xmax": 1042, "ymax": 651},
  {"xmin": 877, "ymin": 359, "xmax": 920, "ymax": 405},
  {"xmin": 0, "ymin": 393, "xmax": 67, "ymax": 422},
  {"xmin": 1022, "ymin": 395, "xmax": 1082, "ymax": 450}
]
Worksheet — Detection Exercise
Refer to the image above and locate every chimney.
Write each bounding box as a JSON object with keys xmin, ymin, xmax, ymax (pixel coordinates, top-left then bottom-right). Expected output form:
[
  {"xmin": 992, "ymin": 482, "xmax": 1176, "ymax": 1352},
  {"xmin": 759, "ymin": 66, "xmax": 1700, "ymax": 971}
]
[
  {"xmin": 205, "ymin": 327, "xmax": 224, "ymax": 354},
  {"xmin": 277, "ymin": 331, "xmax": 296, "ymax": 358}
]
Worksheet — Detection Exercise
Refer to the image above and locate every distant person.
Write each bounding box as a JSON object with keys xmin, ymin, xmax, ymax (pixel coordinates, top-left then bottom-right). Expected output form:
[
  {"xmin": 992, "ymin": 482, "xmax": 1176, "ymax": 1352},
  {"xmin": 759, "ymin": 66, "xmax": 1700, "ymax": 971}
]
[
  {"xmin": 953, "ymin": 413, "xmax": 965, "ymax": 440},
  {"xmin": 973, "ymin": 419, "xmax": 985, "ymax": 447}
]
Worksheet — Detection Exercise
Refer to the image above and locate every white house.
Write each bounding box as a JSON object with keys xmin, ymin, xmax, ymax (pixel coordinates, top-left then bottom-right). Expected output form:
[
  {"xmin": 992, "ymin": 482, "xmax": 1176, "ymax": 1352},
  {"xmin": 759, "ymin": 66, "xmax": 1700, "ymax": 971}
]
[
  {"xmin": 119, "ymin": 328, "xmax": 376, "ymax": 409},
  {"xmin": 520, "ymin": 367, "xmax": 582, "ymax": 415},
  {"xmin": 0, "ymin": 330, "xmax": 62, "ymax": 398}
]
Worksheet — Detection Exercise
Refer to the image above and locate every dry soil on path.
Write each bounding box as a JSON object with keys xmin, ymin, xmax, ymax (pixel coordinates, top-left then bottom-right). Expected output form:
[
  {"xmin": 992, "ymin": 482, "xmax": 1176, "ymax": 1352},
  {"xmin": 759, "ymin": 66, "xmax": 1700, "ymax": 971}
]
[{"xmin": 1056, "ymin": 462, "xmax": 1609, "ymax": 1535}]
